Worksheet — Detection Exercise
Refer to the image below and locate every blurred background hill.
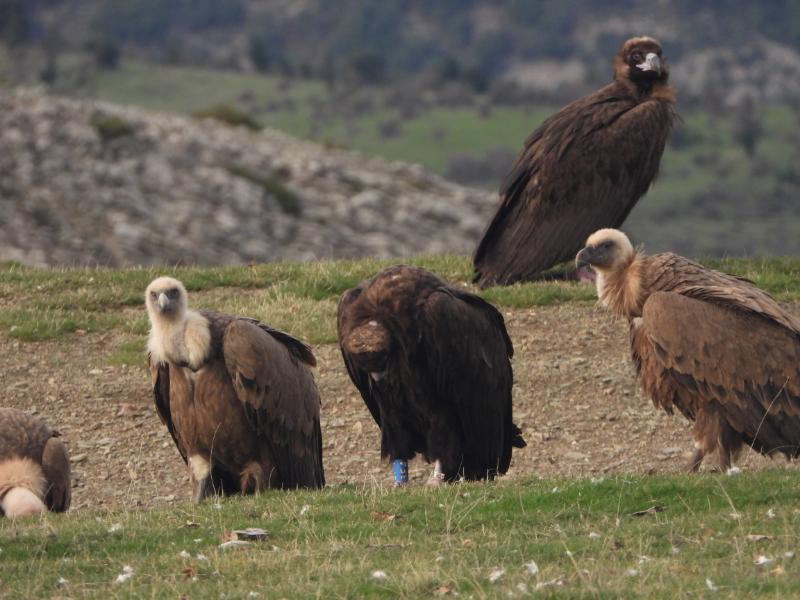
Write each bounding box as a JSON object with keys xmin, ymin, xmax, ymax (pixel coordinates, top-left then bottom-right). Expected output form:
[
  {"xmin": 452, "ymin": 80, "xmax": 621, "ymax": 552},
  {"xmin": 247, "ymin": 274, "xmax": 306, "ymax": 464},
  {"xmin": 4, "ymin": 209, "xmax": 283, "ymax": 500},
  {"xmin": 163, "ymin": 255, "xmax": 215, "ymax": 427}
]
[{"xmin": 1, "ymin": 0, "xmax": 799, "ymax": 263}]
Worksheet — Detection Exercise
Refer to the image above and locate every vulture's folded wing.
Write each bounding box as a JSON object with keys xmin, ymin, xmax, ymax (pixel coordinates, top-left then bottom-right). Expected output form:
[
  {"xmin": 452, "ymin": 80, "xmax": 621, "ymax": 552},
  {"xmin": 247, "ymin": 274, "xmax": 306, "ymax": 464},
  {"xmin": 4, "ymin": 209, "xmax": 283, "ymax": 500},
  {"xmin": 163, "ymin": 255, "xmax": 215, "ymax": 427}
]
[
  {"xmin": 474, "ymin": 91, "xmax": 672, "ymax": 286},
  {"xmin": 421, "ymin": 289, "xmax": 517, "ymax": 474},
  {"xmin": 634, "ymin": 292, "xmax": 800, "ymax": 450},
  {"xmin": 222, "ymin": 320, "xmax": 324, "ymax": 488},
  {"xmin": 646, "ymin": 254, "xmax": 800, "ymax": 336},
  {"xmin": 149, "ymin": 355, "xmax": 186, "ymax": 463},
  {"xmin": 41, "ymin": 434, "xmax": 71, "ymax": 512},
  {"xmin": 245, "ymin": 320, "xmax": 316, "ymax": 367}
]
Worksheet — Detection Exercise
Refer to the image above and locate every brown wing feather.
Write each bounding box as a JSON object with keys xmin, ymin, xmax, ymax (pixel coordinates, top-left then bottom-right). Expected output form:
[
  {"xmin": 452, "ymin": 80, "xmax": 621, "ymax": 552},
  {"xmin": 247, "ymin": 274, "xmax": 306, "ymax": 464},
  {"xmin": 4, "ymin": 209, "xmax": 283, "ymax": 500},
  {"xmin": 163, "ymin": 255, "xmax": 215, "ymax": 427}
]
[
  {"xmin": 41, "ymin": 435, "xmax": 71, "ymax": 512},
  {"xmin": 644, "ymin": 254, "xmax": 800, "ymax": 335},
  {"xmin": 222, "ymin": 320, "xmax": 324, "ymax": 488},
  {"xmin": 633, "ymin": 292, "xmax": 800, "ymax": 455},
  {"xmin": 474, "ymin": 82, "xmax": 674, "ymax": 286},
  {"xmin": 149, "ymin": 355, "xmax": 187, "ymax": 463}
]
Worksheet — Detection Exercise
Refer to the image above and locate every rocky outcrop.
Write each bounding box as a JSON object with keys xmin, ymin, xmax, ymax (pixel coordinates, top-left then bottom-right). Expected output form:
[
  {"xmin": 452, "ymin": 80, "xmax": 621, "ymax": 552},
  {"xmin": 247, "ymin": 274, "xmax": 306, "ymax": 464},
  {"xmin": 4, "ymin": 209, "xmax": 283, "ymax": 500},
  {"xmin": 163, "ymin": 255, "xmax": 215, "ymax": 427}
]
[{"xmin": 0, "ymin": 88, "xmax": 494, "ymax": 266}]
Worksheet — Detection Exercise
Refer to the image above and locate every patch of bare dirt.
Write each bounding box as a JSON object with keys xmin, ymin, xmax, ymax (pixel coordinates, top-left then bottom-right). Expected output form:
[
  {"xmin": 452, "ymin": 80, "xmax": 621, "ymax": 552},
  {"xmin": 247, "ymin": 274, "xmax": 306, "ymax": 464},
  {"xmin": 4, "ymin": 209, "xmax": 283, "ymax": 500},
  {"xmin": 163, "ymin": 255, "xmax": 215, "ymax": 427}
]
[{"xmin": 0, "ymin": 304, "xmax": 793, "ymax": 511}]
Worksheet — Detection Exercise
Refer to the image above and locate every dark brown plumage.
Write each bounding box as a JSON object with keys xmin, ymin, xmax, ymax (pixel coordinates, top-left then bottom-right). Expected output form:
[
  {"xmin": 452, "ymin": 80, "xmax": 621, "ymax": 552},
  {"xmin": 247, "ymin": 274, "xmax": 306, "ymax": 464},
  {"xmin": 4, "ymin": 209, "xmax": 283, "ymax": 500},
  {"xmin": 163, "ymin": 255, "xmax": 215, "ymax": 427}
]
[
  {"xmin": 577, "ymin": 229, "xmax": 800, "ymax": 472},
  {"xmin": 337, "ymin": 265, "xmax": 525, "ymax": 483},
  {"xmin": 146, "ymin": 277, "xmax": 324, "ymax": 501},
  {"xmin": 474, "ymin": 37, "xmax": 675, "ymax": 287},
  {"xmin": 0, "ymin": 408, "xmax": 71, "ymax": 517}
]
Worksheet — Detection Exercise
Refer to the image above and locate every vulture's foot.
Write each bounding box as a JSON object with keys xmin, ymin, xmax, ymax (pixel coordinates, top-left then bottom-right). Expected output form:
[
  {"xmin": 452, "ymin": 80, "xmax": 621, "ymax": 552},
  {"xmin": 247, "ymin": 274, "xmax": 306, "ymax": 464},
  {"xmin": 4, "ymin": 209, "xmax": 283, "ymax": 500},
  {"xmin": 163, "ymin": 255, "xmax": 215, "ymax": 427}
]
[
  {"xmin": 193, "ymin": 476, "xmax": 215, "ymax": 503},
  {"xmin": 426, "ymin": 475, "xmax": 445, "ymax": 487},
  {"xmin": 190, "ymin": 455, "xmax": 214, "ymax": 502},
  {"xmin": 426, "ymin": 460, "xmax": 445, "ymax": 487},
  {"xmin": 687, "ymin": 447, "xmax": 705, "ymax": 473},
  {"xmin": 716, "ymin": 451, "xmax": 733, "ymax": 474}
]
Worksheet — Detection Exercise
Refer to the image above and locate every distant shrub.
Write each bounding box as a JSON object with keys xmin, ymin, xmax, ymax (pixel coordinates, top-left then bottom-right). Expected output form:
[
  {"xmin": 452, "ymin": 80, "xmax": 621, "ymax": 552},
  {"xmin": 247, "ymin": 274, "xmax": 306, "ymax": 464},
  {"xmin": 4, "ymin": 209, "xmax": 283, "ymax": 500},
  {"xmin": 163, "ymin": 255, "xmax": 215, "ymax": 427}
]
[
  {"xmin": 445, "ymin": 147, "xmax": 517, "ymax": 188},
  {"xmin": 377, "ymin": 119, "xmax": 402, "ymax": 139},
  {"xmin": 668, "ymin": 121, "xmax": 706, "ymax": 149},
  {"xmin": 430, "ymin": 125, "xmax": 448, "ymax": 143},
  {"xmin": 733, "ymin": 95, "xmax": 763, "ymax": 158},
  {"xmin": 90, "ymin": 113, "xmax": 136, "ymax": 142},
  {"xmin": 192, "ymin": 104, "xmax": 262, "ymax": 131},
  {"xmin": 226, "ymin": 164, "xmax": 302, "ymax": 216},
  {"xmin": 85, "ymin": 36, "xmax": 121, "ymax": 70},
  {"xmin": 347, "ymin": 51, "xmax": 386, "ymax": 85}
]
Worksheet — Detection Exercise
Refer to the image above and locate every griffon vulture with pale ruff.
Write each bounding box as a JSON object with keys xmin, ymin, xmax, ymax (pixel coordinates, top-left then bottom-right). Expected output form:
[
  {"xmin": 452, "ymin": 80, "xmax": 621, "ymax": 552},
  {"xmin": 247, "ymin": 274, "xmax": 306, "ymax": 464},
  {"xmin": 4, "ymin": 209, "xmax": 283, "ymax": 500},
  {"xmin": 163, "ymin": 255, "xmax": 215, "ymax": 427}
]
[
  {"xmin": 337, "ymin": 265, "xmax": 525, "ymax": 486},
  {"xmin": 474, "ymin": 37, "xmax": 675, "ymax": 287},
  {"xmin": 576, "ymin": 229, "xmax": 800, "ymax": 471},
  {"xmin": 0, "ymin": 408, "xmax": 71, "ymax": 518},
  {"xmin": 145, "ymin": 276, "xmax": 324, "ymax": 500}
]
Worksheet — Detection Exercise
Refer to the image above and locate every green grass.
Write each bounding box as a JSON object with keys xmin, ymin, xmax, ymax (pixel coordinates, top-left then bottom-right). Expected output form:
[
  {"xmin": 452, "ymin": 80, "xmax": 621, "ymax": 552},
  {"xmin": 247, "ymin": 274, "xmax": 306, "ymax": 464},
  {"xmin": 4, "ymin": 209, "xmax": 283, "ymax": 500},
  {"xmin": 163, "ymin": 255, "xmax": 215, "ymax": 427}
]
[
  {"xmin": 88, "ymin": 61, "xmax": 554, "ymax": 172},
  {"xmin": 1, "ymin": 255, "xmax": 799, "ymax": 349},
  {"xmin": 2, "ymin": 472, "xmax": 800, "ymax": 598},
  {"xmin": 192, "ymin": 104, "xmax": 263, "ymax": 131},
  {"xmin": 89, "ymin": 113, "xmax": 137, "ymax": 142}
]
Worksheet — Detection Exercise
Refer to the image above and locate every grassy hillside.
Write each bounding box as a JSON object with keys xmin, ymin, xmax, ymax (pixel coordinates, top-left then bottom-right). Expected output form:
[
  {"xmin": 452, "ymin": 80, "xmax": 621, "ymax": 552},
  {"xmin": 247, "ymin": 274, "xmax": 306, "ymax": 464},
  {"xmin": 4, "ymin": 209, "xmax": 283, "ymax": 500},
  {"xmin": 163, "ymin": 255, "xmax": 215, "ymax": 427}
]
[
  {"xmin": 2, "ymin": 255, "xmax": 799, "ymax": 345},
  {"xmin": 3, "ymin": 472, "xmax": 800, "ymax": 598}
]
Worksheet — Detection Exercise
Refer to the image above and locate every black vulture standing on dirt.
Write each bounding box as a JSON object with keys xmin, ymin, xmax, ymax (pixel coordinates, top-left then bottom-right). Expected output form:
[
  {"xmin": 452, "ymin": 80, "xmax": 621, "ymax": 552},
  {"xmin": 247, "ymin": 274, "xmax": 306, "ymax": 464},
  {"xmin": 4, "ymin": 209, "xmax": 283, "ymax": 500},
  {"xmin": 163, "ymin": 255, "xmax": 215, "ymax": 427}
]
[
  {"xmin": 337, "ymin": 265, "xmax": 525, "ymax": 485},
  {"xmin": 473, "ymin": 36, "xmax": 676, "ymax": 287},
  {"xmin": 145, "ymin": 276, "xmax": 325, "ymax": 501}
]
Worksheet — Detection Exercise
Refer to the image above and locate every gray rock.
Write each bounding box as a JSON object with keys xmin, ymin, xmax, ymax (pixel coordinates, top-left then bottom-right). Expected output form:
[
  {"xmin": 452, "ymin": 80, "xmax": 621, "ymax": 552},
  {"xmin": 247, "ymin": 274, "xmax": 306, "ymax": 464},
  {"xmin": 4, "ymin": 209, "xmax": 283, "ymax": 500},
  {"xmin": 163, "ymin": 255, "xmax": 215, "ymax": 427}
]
[{"xmin": 0, "ymin": 87, "xmax": 496, "ymax": 267}]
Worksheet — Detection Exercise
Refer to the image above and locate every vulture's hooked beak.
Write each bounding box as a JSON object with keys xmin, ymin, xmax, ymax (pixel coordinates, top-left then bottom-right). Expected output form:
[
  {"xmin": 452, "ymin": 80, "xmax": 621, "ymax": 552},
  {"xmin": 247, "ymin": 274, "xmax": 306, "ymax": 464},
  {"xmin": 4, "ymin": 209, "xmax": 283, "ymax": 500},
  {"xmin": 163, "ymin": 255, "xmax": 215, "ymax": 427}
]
[
  {"xmin": 575, "ymin": 246, "xmax": 595, "ymax": 269},
  {"xmin": 636, "ymin": 52, "xmax": 661, "ymax": 75},
  {"xmin": 157, "ymin": 292, "xmax": 170, "ymax": 311}
]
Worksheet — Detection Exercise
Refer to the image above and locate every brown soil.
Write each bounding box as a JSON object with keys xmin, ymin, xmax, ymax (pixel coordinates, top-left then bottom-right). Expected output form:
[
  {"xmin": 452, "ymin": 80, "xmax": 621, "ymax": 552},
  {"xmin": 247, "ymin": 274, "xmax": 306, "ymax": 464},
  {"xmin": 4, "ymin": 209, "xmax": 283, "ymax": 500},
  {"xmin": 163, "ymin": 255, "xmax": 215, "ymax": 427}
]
[{"xmin": 0, "ymin": 303, "xmax": 791, "ymax": 511}]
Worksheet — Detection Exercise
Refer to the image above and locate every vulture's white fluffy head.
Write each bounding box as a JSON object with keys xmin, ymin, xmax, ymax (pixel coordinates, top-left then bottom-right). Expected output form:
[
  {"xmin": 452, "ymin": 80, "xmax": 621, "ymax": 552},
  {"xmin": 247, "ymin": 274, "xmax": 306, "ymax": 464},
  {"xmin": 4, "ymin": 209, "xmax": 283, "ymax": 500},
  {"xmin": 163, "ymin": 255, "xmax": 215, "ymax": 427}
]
[
  {"xmin": 145, "ymin": 276, "xmax": 188, "ymax": 322},
  {"xmin": 576, "ymin": 229, "xmax": 636, "ymax": 273}
]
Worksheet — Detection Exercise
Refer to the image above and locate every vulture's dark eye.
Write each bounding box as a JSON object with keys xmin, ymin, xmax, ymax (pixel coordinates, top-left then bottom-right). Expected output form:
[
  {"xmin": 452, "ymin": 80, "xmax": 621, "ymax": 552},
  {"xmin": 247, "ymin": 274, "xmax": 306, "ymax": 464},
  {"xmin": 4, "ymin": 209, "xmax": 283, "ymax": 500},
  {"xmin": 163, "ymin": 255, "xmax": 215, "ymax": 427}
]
[
  {"xmin": 601, "ymin": 241, "xmax": 613, "ymax": 249},
  {"xmin": 631, "ymin": 52, "xmax": 643, "ymax": 62},
  {"xmin": 168, "ymin": 288, "xmax": 179, "ymax": 298},
  {"xmin": 150, "ymin": 291, "xmax": 157, "ymax": 299}
]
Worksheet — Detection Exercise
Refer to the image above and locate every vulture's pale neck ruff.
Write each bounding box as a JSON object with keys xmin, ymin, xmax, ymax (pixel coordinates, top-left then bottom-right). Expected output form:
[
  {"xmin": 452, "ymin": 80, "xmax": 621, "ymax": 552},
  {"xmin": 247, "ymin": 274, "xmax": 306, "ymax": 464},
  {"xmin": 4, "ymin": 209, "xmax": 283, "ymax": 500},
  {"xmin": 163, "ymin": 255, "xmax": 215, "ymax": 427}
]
[
  {"xmin": 0, "ymin": 457, "xmax": 47, "ymax": 518},
  {"xmin": 594, "ymin": 251, "xmax": 644, "ymax": 320},
  {"xmin": 147, "ymin": 308, "xmax": 211, "ymax": 370}
]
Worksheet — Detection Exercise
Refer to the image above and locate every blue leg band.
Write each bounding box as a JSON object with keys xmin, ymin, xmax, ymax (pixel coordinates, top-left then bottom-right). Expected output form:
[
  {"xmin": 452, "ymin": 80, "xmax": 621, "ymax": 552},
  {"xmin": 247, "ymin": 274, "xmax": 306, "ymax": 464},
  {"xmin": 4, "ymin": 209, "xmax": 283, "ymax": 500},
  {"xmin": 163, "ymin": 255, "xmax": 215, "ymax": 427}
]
[{"xmin": 392, "ymin": 459, "xmax": 409, "ymax": 484}]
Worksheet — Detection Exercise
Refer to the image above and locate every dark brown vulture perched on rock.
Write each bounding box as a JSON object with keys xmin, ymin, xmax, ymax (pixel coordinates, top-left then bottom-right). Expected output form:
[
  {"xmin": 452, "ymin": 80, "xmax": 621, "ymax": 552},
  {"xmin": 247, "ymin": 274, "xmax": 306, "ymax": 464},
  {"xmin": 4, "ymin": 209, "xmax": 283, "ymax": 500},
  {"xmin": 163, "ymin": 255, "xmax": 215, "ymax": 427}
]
[
  {"xmin": 577, "ymin": 229, "xmax": 800, "ymax": 472},
  {"xmin": 474, "ymin": 37, "xmax": 675, "ymax": 287},
  {"xmin": 0, "ymin": 408, "xmax": 71, "ymax": 518},
  {"xmin": 145, "ymin": 277, "xmax": 324, "ymax": 501},
  {"xmin": 337, "ymin": 265, "xmax": 525, "ymax": 485}
]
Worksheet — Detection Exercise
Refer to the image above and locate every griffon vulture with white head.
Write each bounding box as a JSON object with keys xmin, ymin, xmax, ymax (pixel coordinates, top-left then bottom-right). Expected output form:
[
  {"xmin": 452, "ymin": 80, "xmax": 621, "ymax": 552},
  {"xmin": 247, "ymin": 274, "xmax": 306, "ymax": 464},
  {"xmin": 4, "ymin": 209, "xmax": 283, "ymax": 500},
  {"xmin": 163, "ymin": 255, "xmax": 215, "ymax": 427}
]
[
  {"xmin": 0, "ymin": 408, "xmax": 71, "ymax": 518},
  {"xmin": 474, "ymin": 37, "xmax": 675, "ymax": 287},
  {"xmin": 337, "ymin": 265, "xmax": 525, "ymax": 486},
  {"xmin": 145, "ymin": 276, "xmax": 324, "ymax": 500},
  {"xmin": 577, "ymin": 229, "xmax": 800, "ymax": 471}
]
